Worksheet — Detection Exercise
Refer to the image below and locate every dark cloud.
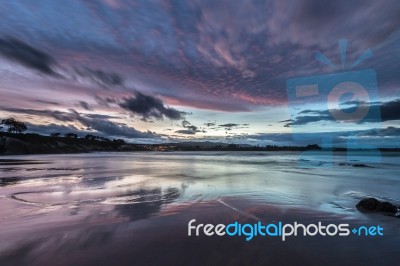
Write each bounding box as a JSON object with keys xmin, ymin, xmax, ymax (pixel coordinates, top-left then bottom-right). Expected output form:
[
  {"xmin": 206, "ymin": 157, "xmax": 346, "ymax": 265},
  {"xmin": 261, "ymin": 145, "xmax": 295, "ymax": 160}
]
[
  {"xmin": 355, "ymin": 126, "xmax": 400, "ymax": 137},
  {"xmin": 279, "ymin": 119, "xmax": 293, "ymax": 127},
  {"xmin": 0, "ymin": 38, "xmax": 127, "ymax": 91},
  {"xmin": 290, "ymin": 114, "xmax": 331, "ymax": 126},
  {"xmin": 74, "ymin": 114, "xmax": 157, "ymax": 139},
  {"xmin": 95, "ymin": 95, "xmax": 117, "ymax": 107},
  {"xmin": 182, "ymin": 120, "xmax": 198, "ymax": 132},
  {"xmin": 85, "ymin": 113, "xmax": 119, "ymax": 120},
  {"xmin": 289, "ymin": 99, "xmax": 400, "ymax": 126},
  {"xmin": 1, "ymin": 107, "xmax": 77, "ymax": 122},
  {"xmin": 204, "ymin": 122, "xmax": 215, "ymax": 127},
  {"xmin": 26, "ymin": 123, "xmax": 80, "ymax": 136},
  {"xmin": 1, "ymin": 107, "xmax": 158, "ymax": 139},
  {"xmin": 219, "ymin": 123, "xmax": 239, "ymax": 128},
  {"xmin": 175, "ymin": 120, "xmax": 202, "ymax": 135},
  {"xmin": 218, "ymin": 123, "xmax": 240, "ymax": 131},
  {"xmin": 33, "ymin": 99, "xmax": 60, "ymax": 106},
  {"xmin": 175, "ymin": 129, "xmax": 196, "ymax": 135},
  {"xmin": 74, "ymin": 67, "xmax": 124, "ymax": 88},
  {"xmin": 213, "ymin": 123, "xmax": 250, "ymax": 133},
  {"xmin": 380, "ymin": 99, "xmax": 400, "ymax": 122},
  {"xmin": 246, "ymin": 126, "xmax": 400, "ymax": 147},
  {"xmin": 119, "ymin": 91, "xmax": 185, "ymax": 120},
  {"xmin": 78, "ymin": 101, "xmax": 92, "ymax": 110},
  {"xmin": 0, "ymin": 37, "xmax": 59, "ymax": 77}
]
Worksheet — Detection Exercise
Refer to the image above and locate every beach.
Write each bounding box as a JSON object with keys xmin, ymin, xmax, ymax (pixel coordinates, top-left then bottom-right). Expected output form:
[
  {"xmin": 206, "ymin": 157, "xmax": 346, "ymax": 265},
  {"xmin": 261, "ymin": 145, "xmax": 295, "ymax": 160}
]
[{"xmin": 0, "ymin": 151, "xmax": 399, "ymax": 265}]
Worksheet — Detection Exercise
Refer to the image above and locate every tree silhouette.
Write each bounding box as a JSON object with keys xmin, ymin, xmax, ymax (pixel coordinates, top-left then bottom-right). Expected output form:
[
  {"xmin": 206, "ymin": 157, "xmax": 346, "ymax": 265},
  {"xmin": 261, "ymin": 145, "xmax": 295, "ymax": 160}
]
[
  {"xmin": 1, "ymin": 118, "xmax": 27, "ymax": 134},
  {"xmin": 50, "ymin": 133, "xmax": 61, "ymax": 137},
  {"xmin": 65, "ymin": 133, "xmax": 78, "ymax": 138},
  {"xmin": 99, "ymin": 136, "xmax": 111, "ymax": 142},
  {"xmin": 84, "ymin": 134, "xmax": 96, "ymax": 141},
  {"xmin": 84, "ymin": 134, "xmax": 110, "ymax": 142},
  {"xmin": 113, "ymin": 139, "xmax": 126, "ymax": 145}
]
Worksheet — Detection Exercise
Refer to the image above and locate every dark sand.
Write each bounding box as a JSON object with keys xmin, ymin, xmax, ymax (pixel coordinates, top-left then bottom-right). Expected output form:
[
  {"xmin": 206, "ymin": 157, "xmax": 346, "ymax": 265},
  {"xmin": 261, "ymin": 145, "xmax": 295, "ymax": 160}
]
[
  {"xmin": 0, "ymin": 197, "xmax": 398, "ymax": 266},
  {"xmin": 1, "ymin": 152, "xmax": 399, "ymax": 265}
]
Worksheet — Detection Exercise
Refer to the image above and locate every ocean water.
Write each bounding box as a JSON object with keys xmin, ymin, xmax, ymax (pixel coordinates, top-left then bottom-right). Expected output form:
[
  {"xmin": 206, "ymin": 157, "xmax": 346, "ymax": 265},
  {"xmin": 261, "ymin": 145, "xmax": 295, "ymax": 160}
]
[{"xmin": 0, "ymin": 151, "xmax": 399, "ymax": 265}]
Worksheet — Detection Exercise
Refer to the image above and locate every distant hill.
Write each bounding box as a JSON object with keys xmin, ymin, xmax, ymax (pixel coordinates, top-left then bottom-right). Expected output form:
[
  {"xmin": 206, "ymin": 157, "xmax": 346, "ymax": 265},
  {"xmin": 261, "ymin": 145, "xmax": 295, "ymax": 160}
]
[
  {"xmin": 1, "ymin": 132, "xmax": 398, "ymax": 155},
  {"xmin": 0, "ymin": 133, "xmax": 145, "ymax": 155},
  {"xmin": 163, "ymin": 141, "xmax": 253, "ymax": 148}
]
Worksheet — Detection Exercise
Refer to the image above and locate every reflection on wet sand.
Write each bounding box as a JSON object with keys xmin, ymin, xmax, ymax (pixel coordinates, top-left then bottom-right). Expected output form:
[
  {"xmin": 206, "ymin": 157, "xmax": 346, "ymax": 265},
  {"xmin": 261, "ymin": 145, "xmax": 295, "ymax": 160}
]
[
  {"xmin": 113, "ymin": 187, "xmax": 180, "ymax": 221},
  {"xmin": 0, "ymin": 177, "xmax": 20, "ymax": 186},
  {"xmin": 1, "ymin": 198, "xmax": 399, "ymax": 266},
  {"xmin": 0, "ymin": 152, "xmax": 399, "ymax": 265},
  {"xmin": 0, "ymin": 184, "xmax": 183, "ymax": 265}
]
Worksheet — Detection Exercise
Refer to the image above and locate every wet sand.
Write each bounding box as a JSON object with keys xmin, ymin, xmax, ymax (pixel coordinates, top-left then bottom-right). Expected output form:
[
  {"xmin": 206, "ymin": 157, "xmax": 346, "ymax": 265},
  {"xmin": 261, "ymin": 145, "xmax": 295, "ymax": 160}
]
[
  {"xmin": 0, "ymin": 152, "xmax": 399, "ymax": 265},
  {"xmin": 1, "ymin": 197, "xmax": 399, "ymax": 266}
]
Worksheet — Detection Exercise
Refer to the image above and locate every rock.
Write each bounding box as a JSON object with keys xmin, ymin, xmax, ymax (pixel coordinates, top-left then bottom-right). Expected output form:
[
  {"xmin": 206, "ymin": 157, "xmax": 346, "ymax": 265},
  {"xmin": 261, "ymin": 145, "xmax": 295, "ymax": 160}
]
[
  {"xmin": 356, "ymin": 198, "xmax": 398, "ymax": 215},
  {"xmin": 352, "ymin": 164, "xmax": 372, "ymax": 168}
]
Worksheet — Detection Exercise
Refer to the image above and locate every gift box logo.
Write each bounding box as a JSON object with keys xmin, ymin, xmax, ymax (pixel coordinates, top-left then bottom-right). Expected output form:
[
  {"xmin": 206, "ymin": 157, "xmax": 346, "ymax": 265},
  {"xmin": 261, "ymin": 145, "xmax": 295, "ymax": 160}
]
[{"xmin": 286, "ymin": 40, "xmax": 381, "ymax": 166}]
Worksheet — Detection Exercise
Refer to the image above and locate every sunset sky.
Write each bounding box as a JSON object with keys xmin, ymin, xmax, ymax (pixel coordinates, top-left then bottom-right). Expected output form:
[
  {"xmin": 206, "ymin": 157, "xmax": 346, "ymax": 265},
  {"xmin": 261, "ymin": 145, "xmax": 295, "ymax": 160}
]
[{"xmin": 0, "ymin": 0, "xmax": 399, "ymax": 146}]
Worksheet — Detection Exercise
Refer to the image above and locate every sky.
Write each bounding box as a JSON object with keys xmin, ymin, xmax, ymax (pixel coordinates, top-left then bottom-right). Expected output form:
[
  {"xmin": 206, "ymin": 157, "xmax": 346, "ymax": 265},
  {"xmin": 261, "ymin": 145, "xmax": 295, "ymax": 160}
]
[{"xmin": 0, "ymin": 0, "xmax": 399, "ymax": 147}]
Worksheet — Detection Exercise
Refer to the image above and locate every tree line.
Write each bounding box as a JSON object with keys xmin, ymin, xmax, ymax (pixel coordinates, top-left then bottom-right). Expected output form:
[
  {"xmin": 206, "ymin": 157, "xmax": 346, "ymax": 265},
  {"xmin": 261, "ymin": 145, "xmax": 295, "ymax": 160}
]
[
  {"xmin": 1, "ymin": 118, "xmax": 27, "ymax": 134},
  {"xmin": 1, "ymin": 118, "xmax": 126, "ymax": 144}
]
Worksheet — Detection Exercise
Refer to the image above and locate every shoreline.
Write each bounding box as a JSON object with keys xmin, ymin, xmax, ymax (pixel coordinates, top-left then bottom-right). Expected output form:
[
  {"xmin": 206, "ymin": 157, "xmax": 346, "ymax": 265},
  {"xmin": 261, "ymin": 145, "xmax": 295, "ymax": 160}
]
[
  {"xmin": 1, "ymin": 150, "xmax": 399, "ymax": 160},
  {"xmin": 1, "ymin": 134, "xmax": 399, "ymax": 156}
]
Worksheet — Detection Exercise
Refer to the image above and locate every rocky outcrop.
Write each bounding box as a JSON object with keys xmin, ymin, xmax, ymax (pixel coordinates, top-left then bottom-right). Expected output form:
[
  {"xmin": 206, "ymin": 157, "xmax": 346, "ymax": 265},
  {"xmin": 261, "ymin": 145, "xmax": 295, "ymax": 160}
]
[{"xmin": 356, "ymin": 198, "xmax": 398, "ymax": 215}]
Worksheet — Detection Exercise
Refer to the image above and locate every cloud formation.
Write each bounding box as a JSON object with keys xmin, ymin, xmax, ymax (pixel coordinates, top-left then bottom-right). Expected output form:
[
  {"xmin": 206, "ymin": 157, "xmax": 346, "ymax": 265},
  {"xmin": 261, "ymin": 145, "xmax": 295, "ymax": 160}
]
[
  {"xmin": 74, "ymin": 67, "xmax": 124, "ymax": 88},
  {"xmin": 219, "ymin": 123, "xmax": 239, "ymax": 131},
  {"xmin": 380, "ymin": 99, "xmax": 400, "ymax": 122},
  {"xmin": 0, "ymin": 37, "xmax": 59, "ymax": 77},
  {"xmin": 78, "ymin": 101, "xmax": 92, "ymax": 110},
  {"xmin": 0, "ymin": 37, "xmax": 126, "ymax": 89},
  {"xmin": 175, "ymin": 120, "xmax": 203, "ymax": 135},
  {"xmin": 287, "ymin": 99, "xmax": 400, "ymax": 126},
  {"xmin": 1, "ymin": 107, "xmax": 158, "ymax": 139},
  {"xmin": 0, "ymin": 1, "xmax": 399, "ymax": 143},
  {"xmin": 1, "ymin": 1, "xmax": 398, "ymax": 112},
  {"xmin": 119, "ymin": 92, "xmax": 185, "ymax": 121},
  {"xmin": 245, "ymin": 126, "xmax": 400, "ymax": 147}
]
